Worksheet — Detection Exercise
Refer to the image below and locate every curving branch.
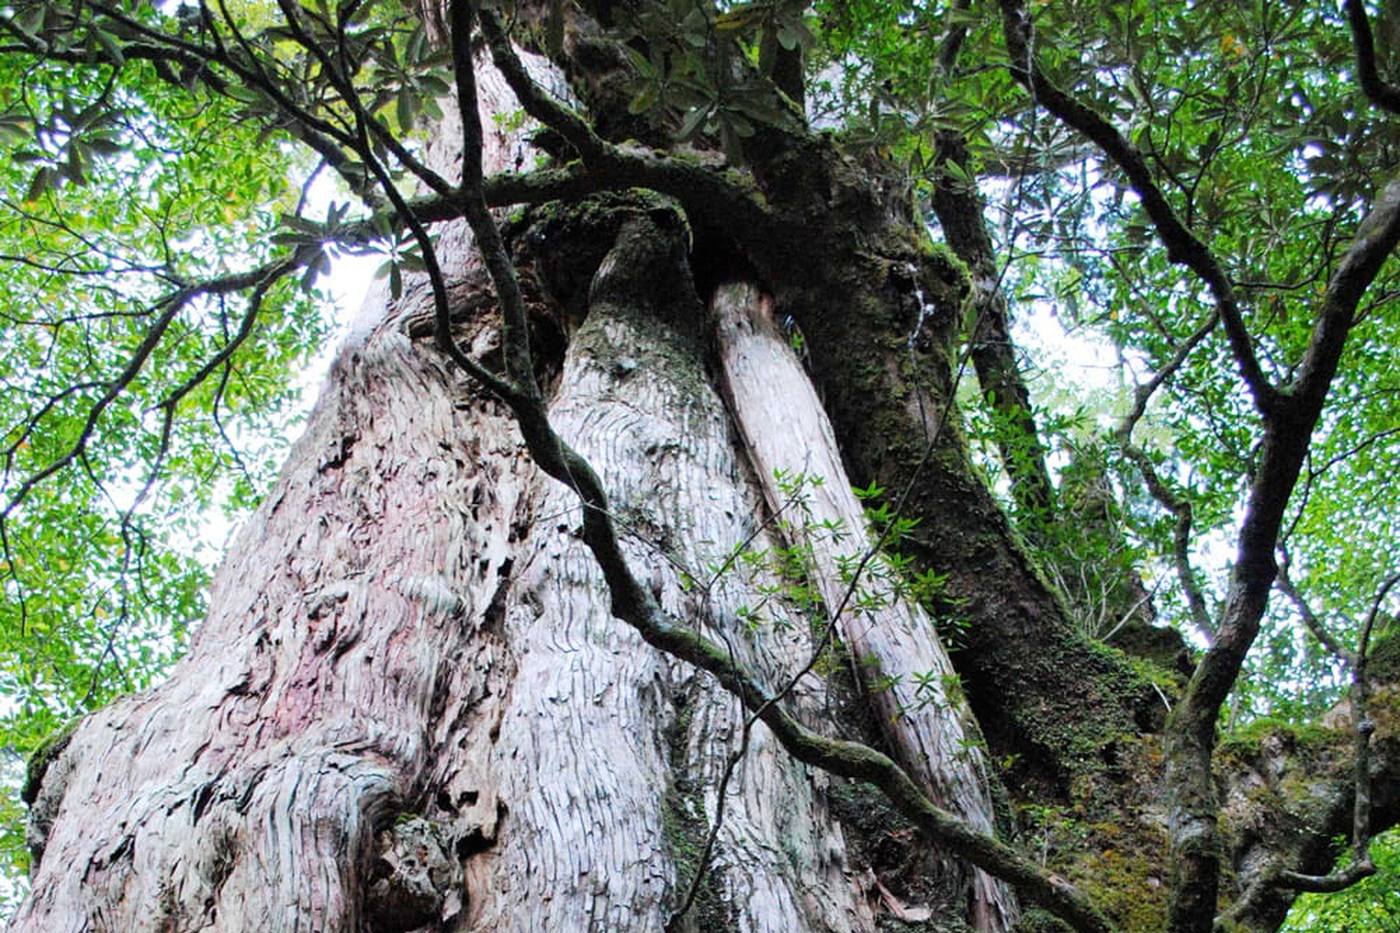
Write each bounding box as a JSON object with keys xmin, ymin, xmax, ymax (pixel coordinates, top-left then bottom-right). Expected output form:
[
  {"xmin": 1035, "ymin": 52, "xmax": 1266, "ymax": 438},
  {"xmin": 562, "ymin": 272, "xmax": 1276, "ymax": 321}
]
[
  {"xmin": 931, "ymin": 128, "xmax": 1055, "ymax": 519},
  {"xmin": 0, "ymin": 258, "xmax": 302, "ymax": 520},
  {"xmin": 1122, "ymin": 445, "xmax": 1213, "ymax": 642},
  {"xmin": 1109, "ymin": 310, "xmax": 1220, "ymax": 643},
  {"xmin": 1116, "ymin": 311, "xmax": 1220, "ymax": 440},
  {"xmin": 1219, "ymin": 570, "xmax": 1400, "ymax": 929},
  {"xmin": 1165, "ymin": 176, "xmax": 1400, "ymax": 931},
  {"xmin": 475, "ymin": 10, "xmax": 777, "ymax": 246},
  {"xmin": 1275, "ymin": 550, "xmax": 1350, "ymax": 662},
  {"xmin": 478, "ymin": 11, "xmax": 607, "ymax": 164},
  {"xmin": 996, "ymin": 0, "xmax": 1278, "ymax": 416},
  {"xmin": 1344, "ymin": 0, "xmax": 1400, "ymax": 115}
]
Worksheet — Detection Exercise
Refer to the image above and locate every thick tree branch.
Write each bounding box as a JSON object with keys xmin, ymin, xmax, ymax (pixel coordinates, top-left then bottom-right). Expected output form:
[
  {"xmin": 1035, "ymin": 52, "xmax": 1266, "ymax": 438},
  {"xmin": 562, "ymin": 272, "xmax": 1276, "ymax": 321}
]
[
  {"xmin": 1292, "ymin": 178, "xmax": 1400, "ymax": 409},
  {"xmin": 1163, "ymin": 178, "xmax": 1400, "ymax": 933},
  {"xmin": 1218, "ymin": 571, "xmax": 1399, "ymax": 930},
  {"xmin": 1345, "ymin": 0, "xmax": 1400, "ymax": 115},
  {"xmin": 990, "ymin": 5, "xmax": 1400, "ymax": 925},
  {"xmin": 931, "ymin": 129, "xmax": 1055, "ymax": 519},
  {"xmin": 447, "ymin": 1, "xmax": 541, "ymax": 398},
  {"xmin": 475, "ymin": 10, "xmax": 777, "ymax": 244},
  {"xmin": 478, "ymin": 11, "xmax": 607, "ymax": 164}
]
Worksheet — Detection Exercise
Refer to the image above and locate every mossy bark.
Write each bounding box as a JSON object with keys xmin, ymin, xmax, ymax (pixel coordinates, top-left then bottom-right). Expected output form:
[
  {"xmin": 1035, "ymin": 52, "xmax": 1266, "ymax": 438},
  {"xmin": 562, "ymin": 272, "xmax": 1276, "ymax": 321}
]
[{"xmin": 720, "ymin": 137, "xmax": 1150, "ymax": 795}]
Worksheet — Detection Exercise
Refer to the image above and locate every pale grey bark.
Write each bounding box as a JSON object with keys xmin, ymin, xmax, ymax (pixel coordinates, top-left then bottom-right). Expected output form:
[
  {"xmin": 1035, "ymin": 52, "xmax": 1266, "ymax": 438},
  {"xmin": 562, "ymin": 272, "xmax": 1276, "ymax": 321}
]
[
  {"xmin": 713, "ymin": 281, "xmax": 1017, "ymax": 930},
  {"xmin": 462, "ymin": 230, "xmax": 868, "ymax": 932},
  {"xmin": 14, "ymin": 60, "xmax": 531, "ymax": 933},
  {"xmin": 16, "ymin": 276, "xmax": 526, "ymax": 931},
  {"xmin": 14, "ymin": 54, "xmax": 1012, "ymax": 933}
]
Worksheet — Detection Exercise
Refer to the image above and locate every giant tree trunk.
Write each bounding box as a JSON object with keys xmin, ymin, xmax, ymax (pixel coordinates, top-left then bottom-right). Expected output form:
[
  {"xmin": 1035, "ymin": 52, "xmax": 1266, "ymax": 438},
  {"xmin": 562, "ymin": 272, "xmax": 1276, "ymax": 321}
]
[
  {"xmin": 17, "ymin": 31, "xmax": 1400, "ymax": 933},
  {"xmin": 13, "ymin": 60, "xmax": 1015, "ymax": 932}
]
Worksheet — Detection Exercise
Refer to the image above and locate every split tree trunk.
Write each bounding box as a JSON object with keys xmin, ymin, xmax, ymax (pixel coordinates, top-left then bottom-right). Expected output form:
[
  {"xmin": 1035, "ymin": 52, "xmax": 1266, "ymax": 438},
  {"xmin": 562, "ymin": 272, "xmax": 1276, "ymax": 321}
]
[{"xmin": 15, "ymin": 59, "xmax": 1012, "ymax": 932}]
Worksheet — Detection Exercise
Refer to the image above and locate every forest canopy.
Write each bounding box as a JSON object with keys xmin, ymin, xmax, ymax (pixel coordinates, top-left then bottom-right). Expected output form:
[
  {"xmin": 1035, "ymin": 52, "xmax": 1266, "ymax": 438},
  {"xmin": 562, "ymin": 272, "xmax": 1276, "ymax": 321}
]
[{"xmin": 0, "ymin": 0, "xmax": 1398, "ymax": 928}]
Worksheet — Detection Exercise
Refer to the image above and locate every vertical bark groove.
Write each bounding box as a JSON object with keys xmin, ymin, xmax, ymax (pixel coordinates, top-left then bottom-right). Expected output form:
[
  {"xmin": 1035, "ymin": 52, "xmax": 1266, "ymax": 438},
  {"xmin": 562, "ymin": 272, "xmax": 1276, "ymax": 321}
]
[
  {"xmin": 468, "ymin": 222, "xmax": 868, "ymax": 930},
  {"xmin": 15, "ymin": 297, "xmax": 529, "ymax": 930},
  {"xmin": 714, "ymin": 280, "xmax": 1017, "ymax": 930}
]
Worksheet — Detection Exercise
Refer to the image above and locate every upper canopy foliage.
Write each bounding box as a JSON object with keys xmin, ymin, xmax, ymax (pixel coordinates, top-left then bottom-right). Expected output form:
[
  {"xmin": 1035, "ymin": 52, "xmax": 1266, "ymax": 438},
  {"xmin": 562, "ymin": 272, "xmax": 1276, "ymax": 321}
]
[{"xmin": 0, "ymin": 0, "xmax": 1398, "ymax": 924}]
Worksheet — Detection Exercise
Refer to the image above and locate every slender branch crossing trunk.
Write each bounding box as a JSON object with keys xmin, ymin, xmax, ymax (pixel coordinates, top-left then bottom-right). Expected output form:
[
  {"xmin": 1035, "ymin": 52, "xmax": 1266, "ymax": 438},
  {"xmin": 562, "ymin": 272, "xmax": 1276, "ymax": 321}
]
[
  {"xmin": 15, "ymin": 58, "xmax": 1013, "ymax": 932},
  {"xmin": 713, "ymin": 281, "xmax": 1015, "ymax": 928}
]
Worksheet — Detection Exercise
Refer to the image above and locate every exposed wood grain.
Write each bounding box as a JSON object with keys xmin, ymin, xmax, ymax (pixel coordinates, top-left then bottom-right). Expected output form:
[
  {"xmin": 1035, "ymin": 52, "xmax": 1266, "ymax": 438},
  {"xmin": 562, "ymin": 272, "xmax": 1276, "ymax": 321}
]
[
  {"xmin": 18, "ymin": 49, "xmax": 1032, "ymax": 933},
  {"xmin": 15, "ymin": 56, "xmax": 532, "ymax": 933},
  {"xmin": 467, "ymin": 224, "xmax": 868, "ymax": 931},
  {"xmin": 714, "ymin": 281, "xmax": 1018, "ymax": 931}
]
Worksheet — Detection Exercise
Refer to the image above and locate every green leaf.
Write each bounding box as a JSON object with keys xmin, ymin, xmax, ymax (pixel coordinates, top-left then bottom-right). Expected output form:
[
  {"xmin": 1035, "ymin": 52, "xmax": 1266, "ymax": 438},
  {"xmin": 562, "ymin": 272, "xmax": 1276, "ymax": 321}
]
[
  {"xmin": 396, "ymin": 88, "xmax": 417, "ymax": 131},
  {"xmin": 223, "ymin": 85, "xmax": 262, "ymax": 104},
  {"xmin": 676, "ymin": 105, "xmax": 710, "ymax": 141},
  {"xmin": 83, "ymin": 134, "xmax": 124, "ymax": 156},
  {"xmin": 91, "ymin": 27, "xmax": 126, "ymax": 67},
  {"xmin": 300, "ymin": 249, "xmax": 324, "ymax": 291},
  {"xmin": 628, "ymin": 84, "xmax": 657, "ymax": 116},
  {"xmin": 0, "ymin": 116, "xmax": 29, "ymax": 145},
  {"xmin": 24, "ymin": 166, "xmax": 55, "ymax": 202},
  {"xmin": 388, "ymin": 261, "xmax": 402, "ymax": 299},
  {"xmin": 62, "ymin": 145, "xmax": 86, "ymax": 186}
]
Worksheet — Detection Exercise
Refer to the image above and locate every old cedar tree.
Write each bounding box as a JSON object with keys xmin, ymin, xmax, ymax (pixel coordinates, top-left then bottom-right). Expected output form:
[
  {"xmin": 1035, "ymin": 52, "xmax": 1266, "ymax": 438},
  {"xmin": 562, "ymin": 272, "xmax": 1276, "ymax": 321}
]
[{"xmin": 5, "ymin": 0, "xmax": 1400, "ymax": 931}]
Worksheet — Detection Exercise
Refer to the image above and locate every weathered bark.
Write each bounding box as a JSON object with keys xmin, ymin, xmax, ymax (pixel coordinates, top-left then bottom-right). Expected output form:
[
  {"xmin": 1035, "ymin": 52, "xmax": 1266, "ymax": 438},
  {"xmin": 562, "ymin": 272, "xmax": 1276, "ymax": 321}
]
[
  {"xmin": 769, "ymin": 229, "xmax": 1148, "ymax": 794},
  {"xmin": 20, "ymin": 7, "xmax": 1400, "ymax": 929},
  {"xmin": 14, "ymin": 55, "xmax": 1022, "ymax": 932},
  {"xmin": 931, "ymin": 130, "xmax": 1162, "ymax": 647},
  {"xmin": 13, "ymin": 50, "xmax": 1141, "ymax": 932},
  {"xmin": 713, "ymin": 280, "xmax": 1016, "ymax": 929},
  {"xmin": 18, "ymin": 280, "xmax": 518, "ymax": 930},
  {"xmin": 18, "ymin": 238, "xmax": 876, "ymax": 930},
  {"xmin": 15, "ymin": 68, "xmax": 532, "ymax": 931},
  {"xmin": 462, "ymin": 214, "xmax": 868, "ymax": 932},
  {"xmin": 1215, "ymin": 682, "xmax": 1400, "ymax": 931},
  {"xmin": 482, "ymin": 0, "xmax": 1154, "ymax": 795}
]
